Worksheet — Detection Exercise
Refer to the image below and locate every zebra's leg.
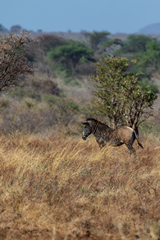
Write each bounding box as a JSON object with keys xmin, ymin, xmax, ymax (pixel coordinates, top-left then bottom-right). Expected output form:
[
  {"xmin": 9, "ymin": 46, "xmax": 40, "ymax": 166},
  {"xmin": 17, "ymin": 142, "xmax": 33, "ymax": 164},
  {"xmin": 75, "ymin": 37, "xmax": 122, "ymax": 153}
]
[{"xmin": 126, "ymin": 144, "xmax": 136, "ymax": 157}]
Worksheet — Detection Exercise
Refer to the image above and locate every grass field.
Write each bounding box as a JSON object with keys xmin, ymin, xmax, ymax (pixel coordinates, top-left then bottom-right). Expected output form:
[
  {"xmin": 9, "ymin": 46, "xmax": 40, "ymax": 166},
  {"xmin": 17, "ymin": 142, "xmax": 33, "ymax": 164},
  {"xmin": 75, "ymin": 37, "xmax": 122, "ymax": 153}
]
[{"xmin": 0, "ymin": 131, "xmax": 160, "ymax": 240}]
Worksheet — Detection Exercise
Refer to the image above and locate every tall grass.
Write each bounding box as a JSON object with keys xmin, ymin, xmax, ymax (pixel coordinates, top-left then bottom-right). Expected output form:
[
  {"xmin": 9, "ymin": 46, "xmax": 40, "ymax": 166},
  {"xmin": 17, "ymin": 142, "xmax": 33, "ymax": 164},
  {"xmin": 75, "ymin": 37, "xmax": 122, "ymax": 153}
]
[{"xmin": 0, "ymin": 132, "xmax": 160, "ymax": 239}]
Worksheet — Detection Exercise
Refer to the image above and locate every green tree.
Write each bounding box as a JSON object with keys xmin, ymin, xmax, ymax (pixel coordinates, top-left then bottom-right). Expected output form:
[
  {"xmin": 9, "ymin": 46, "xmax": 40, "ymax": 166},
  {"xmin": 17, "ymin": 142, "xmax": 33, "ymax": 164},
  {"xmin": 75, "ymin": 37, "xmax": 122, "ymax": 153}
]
[
  {"xmin": 135, "ymin": 40, "xmax": 160, "ymax": 74},
  {"xmin": 48, "ymin": 41, "xmax": 94, "ymax": 75},
  {"xmin": 102, "ymin": 38, "xmax": 123, "ymax": 54},
  {"xmin": 90, "ymin": 56, "xmax": 157, "ymax": 130},
  {"xmin": 114, "ymin": 35, "xmax": 159, "ymax": 91},
  {"xmin": 88, "ymin": 31, "xmax": 110, "ymax": 50},
  {"xmin": 117, "ymin": 35, "xmax": 154, "ymax": 54},
  {"xmin": 40, "ymin": 34, "xmax": 65, "ymax": 53},
  {"xmin": 103, "ymin": 38, "xmax": 123, "ymax": 48}
]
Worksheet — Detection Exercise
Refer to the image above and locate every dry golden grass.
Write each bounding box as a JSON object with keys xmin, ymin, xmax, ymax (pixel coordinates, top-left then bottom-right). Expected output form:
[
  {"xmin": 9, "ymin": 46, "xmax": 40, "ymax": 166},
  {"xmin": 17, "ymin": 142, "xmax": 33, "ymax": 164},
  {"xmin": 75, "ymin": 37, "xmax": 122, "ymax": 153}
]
[{"xmin": 0, "ymin": 131, "xmax": 160, "ymax": 239}]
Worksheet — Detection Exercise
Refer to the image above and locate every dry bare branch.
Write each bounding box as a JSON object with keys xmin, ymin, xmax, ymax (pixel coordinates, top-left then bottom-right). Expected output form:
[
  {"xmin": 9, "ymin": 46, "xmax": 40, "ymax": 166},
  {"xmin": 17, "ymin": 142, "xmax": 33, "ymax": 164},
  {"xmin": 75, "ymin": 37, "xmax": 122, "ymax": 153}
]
[{"xmin": 0, "ymin": 32, "xmax": 39, "ymax": 91}]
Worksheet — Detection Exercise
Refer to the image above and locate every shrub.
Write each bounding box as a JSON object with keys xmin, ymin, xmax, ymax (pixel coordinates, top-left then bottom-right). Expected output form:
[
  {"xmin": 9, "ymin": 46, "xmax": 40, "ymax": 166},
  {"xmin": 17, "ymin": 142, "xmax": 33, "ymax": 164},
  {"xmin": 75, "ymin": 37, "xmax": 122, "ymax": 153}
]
[
  {"xmin": 90, "ymin": 56, "xmax": 157, "ymax": 129},
  {"xmin": 0, "ymin": 98, "xmax": 10, "ymax": 109},
  {"xmin": 0, "ymin": 32, "xmax": 39, "ymax": 91},
  {"xmin": 42, "ymin": 94, "xmax": 56, "ymax": 106},
  {"xmin": 8, "ymin": 86, "xmax": 41, "ymax": 101},
  {"xmin": 66, "ymin": 100, "xmax": 79, "ymax": 112}
]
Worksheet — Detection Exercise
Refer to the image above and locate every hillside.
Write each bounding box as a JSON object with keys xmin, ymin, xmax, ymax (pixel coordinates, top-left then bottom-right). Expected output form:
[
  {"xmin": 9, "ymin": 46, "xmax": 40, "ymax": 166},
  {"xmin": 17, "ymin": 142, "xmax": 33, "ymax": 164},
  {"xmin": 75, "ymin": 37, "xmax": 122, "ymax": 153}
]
[{"xmin": 139, "ymin": 22, "xmax": 160, "ymax": 35}]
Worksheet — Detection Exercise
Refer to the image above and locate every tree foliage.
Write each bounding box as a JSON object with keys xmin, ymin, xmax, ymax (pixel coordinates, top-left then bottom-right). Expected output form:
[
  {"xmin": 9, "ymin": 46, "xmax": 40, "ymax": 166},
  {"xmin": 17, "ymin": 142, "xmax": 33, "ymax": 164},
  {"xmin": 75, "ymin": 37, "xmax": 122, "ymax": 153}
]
[
  {"xmin": 117, "ymin": 35, "xmax": 154, "ymax": 54},
  {"xmin": 102, "ymin": 38, "xmax": 123, "ymax": 54},
  {"xmin": 90, "ymin": 56, "xmax": 157, "ymax": 130},
  {"xmin": 139, "ymin": 77, "xmax": 159, "ymax": 94},
  {"xmin": 40, "ymin": 34, "xmax": 65, "ymax": 53},
  {"xmin": 135, "ymin": 40, "xmax": 160, "ymax": 74},
  {"xmin": 114, "ymin": 35, "xmax": 160, "ymax": 91},
  {"xmin": 88, "ymin": 31, "xmax": 110, "ymax": 50},
  {"xmin": 0, "ymin": 32, "xmax": 38, "ymax": 91},
  {"xmin": 103, "ymin": 38, "xmax": 123, "ymax": 48},
  {"xmin": 48, "ymin": 41, "xmax": 94, "ymax": 74}
]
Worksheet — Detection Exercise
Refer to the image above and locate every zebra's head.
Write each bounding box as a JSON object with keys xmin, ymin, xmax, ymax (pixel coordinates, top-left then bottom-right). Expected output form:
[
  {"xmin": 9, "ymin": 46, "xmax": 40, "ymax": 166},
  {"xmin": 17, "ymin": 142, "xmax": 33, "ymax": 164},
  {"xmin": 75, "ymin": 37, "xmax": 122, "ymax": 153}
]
[{"xmin": 82, "ymin": 121, "xmax": 92, "ymax": 140}]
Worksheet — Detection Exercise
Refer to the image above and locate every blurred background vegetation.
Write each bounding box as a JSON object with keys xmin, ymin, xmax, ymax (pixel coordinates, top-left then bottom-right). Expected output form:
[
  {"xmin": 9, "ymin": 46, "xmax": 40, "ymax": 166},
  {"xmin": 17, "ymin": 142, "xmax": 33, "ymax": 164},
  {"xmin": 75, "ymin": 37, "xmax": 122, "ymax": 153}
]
[{"xmin": 0, "ymin": 26, "xmax": 160, "ymax": 136}]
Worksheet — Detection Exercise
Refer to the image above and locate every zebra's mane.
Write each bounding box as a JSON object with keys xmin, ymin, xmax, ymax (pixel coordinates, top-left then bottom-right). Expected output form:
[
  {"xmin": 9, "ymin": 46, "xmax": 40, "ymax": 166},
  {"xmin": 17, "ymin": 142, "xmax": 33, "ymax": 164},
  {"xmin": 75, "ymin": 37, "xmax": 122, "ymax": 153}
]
[{"xmin": 86, "ymin": 118, "xmax": 109, "ymax": 128}]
